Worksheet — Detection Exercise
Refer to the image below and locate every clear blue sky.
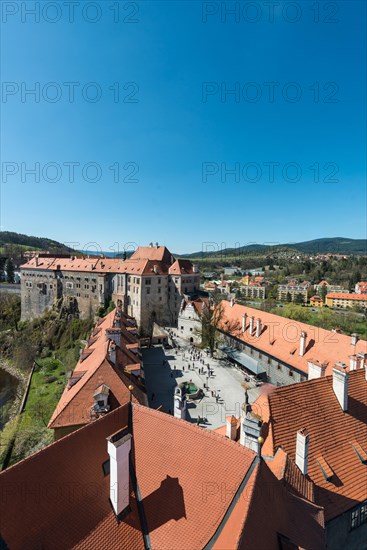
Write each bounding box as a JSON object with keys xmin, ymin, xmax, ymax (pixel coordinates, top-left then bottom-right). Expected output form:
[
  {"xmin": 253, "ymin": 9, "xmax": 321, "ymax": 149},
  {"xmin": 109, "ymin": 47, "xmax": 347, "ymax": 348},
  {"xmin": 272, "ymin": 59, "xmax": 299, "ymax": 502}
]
[{"xmin": 1, "ymin": 0, "xmax": 366, "ymax": 254}]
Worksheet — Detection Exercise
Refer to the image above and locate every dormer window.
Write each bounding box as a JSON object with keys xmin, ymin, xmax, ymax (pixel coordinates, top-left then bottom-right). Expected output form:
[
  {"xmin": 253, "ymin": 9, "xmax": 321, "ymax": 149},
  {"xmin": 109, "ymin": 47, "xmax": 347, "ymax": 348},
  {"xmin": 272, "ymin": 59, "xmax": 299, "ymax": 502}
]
[{"xmin": 92, "ymin": 384, "xmax": 110, "ymax": 416}]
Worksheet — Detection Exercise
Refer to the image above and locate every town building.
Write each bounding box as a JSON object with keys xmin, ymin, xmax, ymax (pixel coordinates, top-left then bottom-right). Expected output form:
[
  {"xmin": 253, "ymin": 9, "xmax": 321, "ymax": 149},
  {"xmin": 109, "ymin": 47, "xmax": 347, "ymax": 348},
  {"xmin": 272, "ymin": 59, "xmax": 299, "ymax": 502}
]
[
  {"xmin": 310, "ymin": 295, "xmax": 324, "ymax": 307},
  {"xmin": 240, "ymin": 283, "xmax": 266, "ymax": 300},
  {"xmin": 250, "ymin": 365, "xmax": 367, "ymax": 550},
  {"xmin": 218, "ymin": 300, "xmax": 367, "ymax": 386},
  {"xmin": 48, "ymin": 306, "xmax": 147, "ymax": 439},
  {"xmin": 0, "ymin": 400, "xmax": 326, "ymax": 549},
  {"xmin": 214, "ymin": 364, "xmax": 367, "ymax": 549},
  {"xmin": 20, "ymin": 245, "xmax": 200, "ymax": 335},
  {"xmin": 315, "ymin": 280, "xmax": 347, "ymax": 295},
  {"xmin": 326, "ymin": 292, "xmax": 367, "ymax": 309},
  {"xmin": 355, "ymin": 281, "xmax": 367, "ymax": 294},
  {"xmin": 277, "ymin": 280, "xmax": 311, "ymax": 303},
  {"xmin": 177, "ymin": 297, "xmax": 208, "ymax": 343}
]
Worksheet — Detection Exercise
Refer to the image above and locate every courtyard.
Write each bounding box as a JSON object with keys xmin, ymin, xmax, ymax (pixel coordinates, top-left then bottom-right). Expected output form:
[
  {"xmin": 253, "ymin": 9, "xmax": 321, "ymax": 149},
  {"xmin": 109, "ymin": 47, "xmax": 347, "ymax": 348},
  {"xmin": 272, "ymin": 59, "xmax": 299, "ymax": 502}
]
[{"xmin": 142, "ymin": 331, "xmax": 263, "ymax": 430}]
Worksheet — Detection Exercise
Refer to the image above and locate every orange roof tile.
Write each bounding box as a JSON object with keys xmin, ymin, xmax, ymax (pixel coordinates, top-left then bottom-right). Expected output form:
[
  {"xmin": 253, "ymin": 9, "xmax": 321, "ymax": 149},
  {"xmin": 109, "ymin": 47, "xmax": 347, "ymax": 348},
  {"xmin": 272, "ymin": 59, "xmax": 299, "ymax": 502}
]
[
  {"xmin": 0, "ymin": 404, "xmax": 258, "ymax": 549},
  {"xmin": 219, "ymin": 300, "xmax": 367, "ymax": 376},
  {"xmin": 253, "ymin": 369, "xmax": 367, "ymax": 521},
  {"xmin": 327, "ymin": 292, "xmax": 367, "ymax": 301},
  {"xmin": 48, "ymin": 309, "xmax": 146, "ymax": 429}
]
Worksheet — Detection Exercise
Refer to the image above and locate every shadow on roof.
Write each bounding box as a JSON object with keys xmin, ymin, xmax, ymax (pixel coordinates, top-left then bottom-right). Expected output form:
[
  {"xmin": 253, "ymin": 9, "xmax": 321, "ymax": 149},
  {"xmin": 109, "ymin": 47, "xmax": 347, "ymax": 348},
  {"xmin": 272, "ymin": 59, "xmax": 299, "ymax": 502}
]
[{"xmin": 142, "ymin": 475, "xmax": 186, "ymax": 533}]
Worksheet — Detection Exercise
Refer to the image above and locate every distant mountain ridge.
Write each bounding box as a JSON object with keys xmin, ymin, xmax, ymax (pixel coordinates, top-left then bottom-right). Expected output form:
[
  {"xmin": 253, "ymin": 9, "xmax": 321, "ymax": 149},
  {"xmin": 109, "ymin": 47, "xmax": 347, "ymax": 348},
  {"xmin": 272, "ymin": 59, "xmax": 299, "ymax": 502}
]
[
  {"xmin": 0, "ymin": 231, "xmax": 74, "ymax": 255},
  {"xmin": 179, "ymin": 237, "xmax": 367, "ymax": 258},
  {"xmin": 1, "ymin": 233, "xmax": 365, "ymax": 259}
]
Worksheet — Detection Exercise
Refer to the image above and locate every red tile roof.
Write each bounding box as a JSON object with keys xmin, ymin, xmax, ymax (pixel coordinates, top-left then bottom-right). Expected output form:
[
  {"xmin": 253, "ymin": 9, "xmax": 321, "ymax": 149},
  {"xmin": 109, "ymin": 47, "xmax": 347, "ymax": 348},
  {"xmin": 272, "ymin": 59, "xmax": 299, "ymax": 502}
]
[
  {"xmin": 213, "ymin": 454, "xmax": 325, "ymax": 550},
  {"xmin": 0, "ymin": 404, "xmax": 259, "ymax": 549},
  {"xmin": 327, "ymin": 292, "xmax": 367, "ymax": 301},
  {"xmin": 219, "ymin": 300, "xmax": 367, "ymax": 376},
  {"xmin": 20, "ymin": 248, "xmax": 195, "ymax": 277},
  {"xmin": 252, "ymin": 368, "xmax": 367, "ymax": 521},
  {"xmin": 169, "ymin": 259, "xmax": 196, "ymax": 275},
  {"xmin": 48, "ymin": 309, "xmax": 146, "ymax": 430}
]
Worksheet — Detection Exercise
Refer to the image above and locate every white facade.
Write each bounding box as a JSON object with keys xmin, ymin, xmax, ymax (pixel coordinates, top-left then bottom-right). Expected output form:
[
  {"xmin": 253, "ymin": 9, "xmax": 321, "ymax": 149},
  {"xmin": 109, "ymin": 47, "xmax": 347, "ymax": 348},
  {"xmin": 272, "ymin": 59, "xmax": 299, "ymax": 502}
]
[{"xmin": 177, "ymin": 301, "xmax": 202, "ymax": 344}]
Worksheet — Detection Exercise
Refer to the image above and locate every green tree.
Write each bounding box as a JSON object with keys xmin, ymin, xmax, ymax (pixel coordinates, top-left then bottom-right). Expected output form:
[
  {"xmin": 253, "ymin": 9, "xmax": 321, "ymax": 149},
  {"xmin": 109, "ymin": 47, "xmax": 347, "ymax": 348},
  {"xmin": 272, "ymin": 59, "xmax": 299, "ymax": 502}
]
[
  {"xmin": 295, "ymin": 293, "xmax": 304, "ymax": 304},
  {"xmin": 200, "ymin": 301, "xmax": 224, "ymax": 357},
  {"xmin": 286, "ymin": 291, "xmax": 292, "ymax": 302},
  {"xmin": 0, "ymin": 257, "xmax": 6, "ymax": 281},
  {"xmin": 6, "ymin": 258, "xmax": 15, "ymax": 283},
  {"xmin": 319, "ymin": 285, "xmax": 327, "ymax": 303}
]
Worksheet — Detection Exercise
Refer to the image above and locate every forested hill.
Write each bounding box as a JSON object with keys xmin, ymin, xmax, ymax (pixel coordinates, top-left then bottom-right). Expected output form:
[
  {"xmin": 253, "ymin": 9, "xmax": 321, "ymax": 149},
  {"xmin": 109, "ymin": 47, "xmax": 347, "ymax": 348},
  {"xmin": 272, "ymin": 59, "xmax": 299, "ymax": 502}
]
[{"xmin": 0, "ymin": 232, "xmax": 73, "ymax": 254}]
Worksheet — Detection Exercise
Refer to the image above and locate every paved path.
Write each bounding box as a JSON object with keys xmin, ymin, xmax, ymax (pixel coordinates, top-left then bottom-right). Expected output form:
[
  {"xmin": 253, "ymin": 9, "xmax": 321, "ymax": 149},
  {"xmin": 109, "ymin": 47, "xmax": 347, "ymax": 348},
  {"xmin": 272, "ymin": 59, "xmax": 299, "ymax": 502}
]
[{"xmin": 142, "ymin": 332, "xmax": 260, "ymax": 430}]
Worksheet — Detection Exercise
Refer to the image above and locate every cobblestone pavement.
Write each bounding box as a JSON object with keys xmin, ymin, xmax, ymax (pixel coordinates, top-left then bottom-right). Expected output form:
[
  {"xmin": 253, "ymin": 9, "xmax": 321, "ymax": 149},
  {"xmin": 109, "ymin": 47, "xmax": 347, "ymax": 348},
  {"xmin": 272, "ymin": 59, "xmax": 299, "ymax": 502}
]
[{"xmin": 142, "ymin": 331, "xmax": 261, "ymax": 430}]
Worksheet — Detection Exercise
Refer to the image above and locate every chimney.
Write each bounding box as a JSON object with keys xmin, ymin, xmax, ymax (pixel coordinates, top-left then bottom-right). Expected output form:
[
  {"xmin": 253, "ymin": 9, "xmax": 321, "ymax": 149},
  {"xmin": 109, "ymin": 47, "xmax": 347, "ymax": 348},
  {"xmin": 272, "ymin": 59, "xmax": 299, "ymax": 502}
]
[
  {"xmin": 307, "ymin": 360, "xmax": 326, "ymax": 380},
  {"xmin": 230, "ymin": 298, "xmax": 234, "ymax": 307},
  {"xmin": 332, "ymin": 362, "xmax": 348, "ymax": 411},
  {"xmin": 249, "ymin": 316, "xmax": 255, "ymax": 335},
  {"xmin": 153, "ymin": 265, "xmax": 159, "ymax": 274},
  {"xmin": 240, "ymin": 408, "xmax": 262, "ymax": 454},
  {"xmin": 109, "ymin": 341, "xmax": 117, "ymax": 364},
  {"xmin": 35, "ymin": 255, "xmax": 39, "ymax": 266},
  {"xmin": 149, "ymin": 242, "xmax": 153, "ymax": 248},
  {"xmin": 226, "ymin": 416, "xmax": 237, "ymax": 440},
  {"xmin": 349, "ymin": 355, "xmax": 357, "ymax": 371},
  {"xmin": 295, "ymin": 428, "xmax": 309, "ymax": 475},
  {"xmin": 107, "ymin": 429, "xmax": 132, "ymax": 519},
  {"xmin": 174, "ymin": 387, "xmax": 186, "ymax": 420},
  {"xmin": 256, "ymin": 318, "xmax": 262, "ymax": 338},
  {"xmin": 242, "ymin": 313, "xmax": 247, "ymax": 333},
  {"xmin": 351, "ymin": 333, "xmax": 359, "ymax": 346},
  {"xmin": 155, "ymin": 242, "xmax": 159, "ymax": 248},
  {"xmin": 106, "ymin": 329, "xmax": 121, "ymax": 348},
  {"xmin": 299, "ymin": 331, "xmax": 307, "ymax": 357}
]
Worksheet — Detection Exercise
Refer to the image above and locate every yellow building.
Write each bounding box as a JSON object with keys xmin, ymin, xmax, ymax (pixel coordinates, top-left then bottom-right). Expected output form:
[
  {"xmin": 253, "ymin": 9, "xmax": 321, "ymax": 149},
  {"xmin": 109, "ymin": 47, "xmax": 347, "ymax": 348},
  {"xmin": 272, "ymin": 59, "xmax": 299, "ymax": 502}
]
[
  {"xmin": 326, "ymin": 292, "xmax": 367, "ymax": 309},
  {"xmin": 310, "ymin": 295, "xmax": 324, "ymax": 307}
]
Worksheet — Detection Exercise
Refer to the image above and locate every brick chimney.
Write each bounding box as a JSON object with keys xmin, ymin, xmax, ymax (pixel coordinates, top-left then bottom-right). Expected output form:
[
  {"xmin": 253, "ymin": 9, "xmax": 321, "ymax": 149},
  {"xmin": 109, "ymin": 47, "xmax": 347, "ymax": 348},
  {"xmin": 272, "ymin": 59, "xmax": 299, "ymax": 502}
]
[
  {"xmin": 226, "ymin": 416, "xmax": 237, "ymax": 440},
  {"xmin": 307, "ymin": 360, "xmax": 326, "ymax": 380},
  {"xmin": 242, "ymin": 313, "xmax": 247, "ymax": 333},
  {"xmin": 295, "ymin": 428, "xmax": 309, "ymax": 475},
  {"xmin": 107, "ymin": 429, "xmax": 132, "ymax": 519},
  {"xmin": 299, "ymin": 331, "xmax": 307, "ymax": 357},
  {"xmin": 256, "ymin": 318, "xmax": 262, "ymax": 338},
  {"xmin": 249, "ymin": 316, "xmax": 255, "ymax": 335},
  {"xmin": 332, "ymin": 362, "xmax": 348, "ymax": 412}
]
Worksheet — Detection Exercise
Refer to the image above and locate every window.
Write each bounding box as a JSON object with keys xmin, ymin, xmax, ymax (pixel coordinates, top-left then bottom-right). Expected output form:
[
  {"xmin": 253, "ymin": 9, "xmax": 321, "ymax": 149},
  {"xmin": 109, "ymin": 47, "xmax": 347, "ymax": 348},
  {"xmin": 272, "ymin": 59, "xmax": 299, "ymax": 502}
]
[
  {"xmin": 289, "ymin": 369, "xmax": 293, "ymax": 377},
  {"xmin": 158, "ymin": 288, "xmax": 161, "ymax": 294},
  {"xmin": 158, "ymin": 278, "xmax": 161, "ymax": 285},
  {"xmin": 66, "ymin": 282, "xmax": 73, "ymax": 289},
  {"xmin": 147, "ymin": 288, "xmax": 150, "ymax": 294},
  {"xmin": 145, "ymin": 279, "xmax": 151, "ymax": 285},
  {"xmin": 351, "ymin": 503, "xmax": 367, "ymax": 530}
]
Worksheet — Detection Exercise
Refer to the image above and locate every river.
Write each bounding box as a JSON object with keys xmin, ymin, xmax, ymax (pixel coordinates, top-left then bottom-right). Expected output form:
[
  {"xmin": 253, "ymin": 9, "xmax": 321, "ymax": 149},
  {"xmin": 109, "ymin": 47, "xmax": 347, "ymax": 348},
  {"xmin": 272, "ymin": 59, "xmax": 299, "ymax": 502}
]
[{"xmin": 0, "ymin": 367, "xmax": 19, "ymax": 429}]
